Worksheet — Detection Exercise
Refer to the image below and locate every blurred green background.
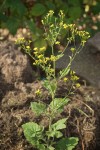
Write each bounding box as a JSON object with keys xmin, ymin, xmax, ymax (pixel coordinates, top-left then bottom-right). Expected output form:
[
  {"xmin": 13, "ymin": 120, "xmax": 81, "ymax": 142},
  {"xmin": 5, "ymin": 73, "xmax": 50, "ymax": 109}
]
[{"xmin": 0, "ymin": 0, "xmax": 100, "ymax": 44}]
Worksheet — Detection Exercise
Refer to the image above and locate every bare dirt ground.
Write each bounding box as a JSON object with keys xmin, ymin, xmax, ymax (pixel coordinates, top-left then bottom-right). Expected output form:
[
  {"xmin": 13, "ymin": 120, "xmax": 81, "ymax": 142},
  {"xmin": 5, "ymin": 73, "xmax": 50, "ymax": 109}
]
[{"xmin": 0, "ymin": 80, "xmax": 100, "ymax": 150}]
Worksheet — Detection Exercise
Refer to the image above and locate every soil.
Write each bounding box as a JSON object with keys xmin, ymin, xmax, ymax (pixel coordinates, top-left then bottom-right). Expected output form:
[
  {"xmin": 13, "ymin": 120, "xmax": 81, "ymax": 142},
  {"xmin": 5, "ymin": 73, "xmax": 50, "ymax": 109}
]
[
  {"xmin": 0, "ymin": 29, "xmax": 100, "ymax": 150},
  {"xmin": 0, "ymin": 80, "xmax": 100, "ymax": 150}
]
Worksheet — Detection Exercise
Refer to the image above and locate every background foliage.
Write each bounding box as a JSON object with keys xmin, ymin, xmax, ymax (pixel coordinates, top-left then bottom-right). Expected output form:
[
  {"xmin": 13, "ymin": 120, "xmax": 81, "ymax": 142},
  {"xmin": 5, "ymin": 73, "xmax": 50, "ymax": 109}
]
[{"xmin": 0, "ymin": 0, "xmax": 99, "ymax": 44}]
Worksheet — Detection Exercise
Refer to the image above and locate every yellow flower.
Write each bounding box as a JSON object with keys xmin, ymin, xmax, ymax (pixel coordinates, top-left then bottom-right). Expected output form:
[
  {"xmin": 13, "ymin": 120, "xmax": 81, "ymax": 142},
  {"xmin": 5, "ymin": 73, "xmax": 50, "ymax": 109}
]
[
  {"xmin": 34, "ymin": 52, "xmax": 38, "ymax": 55},
  {"xmin": 63, "ymin": 77, "xmax": 68, "ymax": 82},
  {"xmin": 34, "ymin": 47, "xmax": 38, "ymax": 51},
  {"xmin": 41, "ymin": 20, "xmax": 44, "ymax": 24},
  {"xmin": 38, "ymin": 59, "xmax": 43, "ymax": 63},
  {"xmin": 38, "ymin": 54, "xmax": 43, "ymax": 59},
  {"xmin": 26, "ymin": 46, "xmax": 30, "ymax": 49},
  {"xmin": 20, "ymin": 37, "xmax": 24, "ymax": 40},
  {"xmin": 49, "ymin": 10, "xmax": 54, "ymax": 15},
  {"xmin": 33, "ymin": 60, "xmax": 38, "ymax": 65},
  {"xmin": 50, "ymin": 24, "xmax": 54, "ymax": 28},
  {"xmin": 40, "ymin": 47, "xmax": 46, "ymax": 52},
  {"xmin": 50, "ymin": 55, "xmax": 56, "ymax": 61},
  {"xmin": 35, "ymin": 89, "xmax": 41, "ymax": 95},
  {"xmin": 81, "ymin": 40, "xmax": 86, "ymax": 46},
  {"xmin": 70, "ymin": 71, "xmax": 75, "ymax": 75},
  {"xmin": 76, "ymin": 83, "xmax": 81, "ymax": 88},
  {"xmin": 55, "ymin": 41, "xmax": 60, "ymax": 45},
  {"xmin": 63, "ymin": 24, "xmax": 68, "ymax": 29},
  {"xmin": 60, "ymin": 21, "xmax": 63, "ymax": 26},
  {"xmin": 71, "ymin": 75, "xmax": 79, "ymax": 81},
  {"xmin": 46, "ymin": 57, "xmax": 50, "ymax": 61},
  {"xmin": 59, "ymin": 10, "xmax": 65, "ymax": 18},
  {"xmin": 59, "ymin": 10, "xmax": 64, "ymax": 15},
  {"xmin": 68, "ymin": 24, "xmax": 73, "ymax": 28},
  {"xmin": 49, "ymin": 68, "xmax": 54, "ymax": 73},
  {"xmin": 71, "ymin": 48, "xmax": 75, "ymax": 52},
  {"xmin": 15, "ymin": 37, "xmax": 25, "ymax": 44}
]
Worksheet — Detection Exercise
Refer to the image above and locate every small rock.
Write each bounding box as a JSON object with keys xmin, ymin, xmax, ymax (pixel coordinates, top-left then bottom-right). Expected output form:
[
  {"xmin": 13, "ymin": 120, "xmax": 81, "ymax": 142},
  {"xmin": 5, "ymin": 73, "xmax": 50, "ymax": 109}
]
[
  {"xmin": 0, "ymin": 29, "xmax": 9, "ymax": 40},
  {"xmin": 87, "ymin": 32, "xmax": 100, "ymax": 53},
  {"xmin": 0, "ymin": 41, "xmax": 35, "ymax": 83}
]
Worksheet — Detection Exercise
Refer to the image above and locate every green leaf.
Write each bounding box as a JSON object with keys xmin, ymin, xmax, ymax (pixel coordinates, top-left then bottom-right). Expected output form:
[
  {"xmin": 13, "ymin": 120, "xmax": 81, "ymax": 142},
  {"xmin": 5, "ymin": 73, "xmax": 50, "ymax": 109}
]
[
  {"xmin": 47, "ymin": 146, "xmax": 55, "ymax": 150},
  {"xmin": 92, "ymin": 2, "xmax": 100, "ymax": 15},
  {"xmin": 56, "ymin": 53, "xmax": 64, "ymax": 60},
  {"xmin": 22, "ymin": 122, "xmax": 43, "ymax": 146},
  {"xmin": 56, "ymin": 137, "xmax": 79, "ymax": 150},
  {"xmin": 55, "ymin": 131, "xmax": 63, "ymax": 138},
  {"xmin": 46, "ymin": 129, "xmax": 63, "ymax": 138},
  {"xmin": 46, "ymin": 118, "xmax": 67, "ymax": 139},
  {"xmin": 26, "ymin": 20, "xmax": 37, "ymax": 34},
  {"xmin": 37, "ymin": 144, "xmax": 46, "ymax": 150},
  {"xmin": 68, "ymin": 0, "xmax": 81, "ymax": 6},
  {"xmin": 52, "ymin": 118, "xmax": 67, "ymax": 130},
  {"xmin": 0, "ymin": 14, "xmax": 8, "ymax": 22},
  {"xmin": 45, "ymin": 1, "xmax": 55, "ymax": 10},
  {"xmin": 31, "ymin": 3, "xmax": 46, "ymax": 16},
  {"xmin": 5, "ymin": 17, "xmax": 20, "ymax": 35},
  {"xmin": 68, "ymin": 6, "xmax": 82, "ymax": 19},
  {"xmin": 60, "ymin": 2, "xmax": 69, "ymax": 15},
  {"xmin": 43, "ymin": 80, "xmax": 57, "ymax": 96},
  {"xmin": 46, "ymin": 130, "xmax": 55, "ymax": 137},
  {"xmin": 59, "ymin": 66, "xmax": 70, "ymax": 79},
  {"xmin": 27, "ymin": 20, "xmax": 44, "ymax": 39},
  {"xmin": 4, "ymin": 0, "xmax": 26, "ymax": 16},
  {"xmin": 49, "ymin": 98, "xmax": 69, "ymax": 114},
  {"xmin": 31, "ymin": 102, "xmax": 46, "ymax": 116},
  {"xmin": 34, "ymin": 38, "xmax": 47, "ymax": 49}
]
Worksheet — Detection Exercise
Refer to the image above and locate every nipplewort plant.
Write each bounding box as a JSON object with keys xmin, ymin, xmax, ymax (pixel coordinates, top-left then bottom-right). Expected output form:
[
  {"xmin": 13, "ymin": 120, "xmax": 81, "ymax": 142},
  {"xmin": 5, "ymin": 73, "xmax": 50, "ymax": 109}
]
[{"xmin": 16, "ymin": 10, "xmax": 90, "ymax": 150}]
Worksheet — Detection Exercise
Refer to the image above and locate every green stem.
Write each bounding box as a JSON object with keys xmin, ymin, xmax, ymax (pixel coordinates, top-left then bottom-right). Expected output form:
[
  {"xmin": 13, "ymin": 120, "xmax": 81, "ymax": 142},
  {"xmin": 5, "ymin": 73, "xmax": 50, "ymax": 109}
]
[
  {"xmin": 51, "ymin": 45, "xmax": 57, "ymax": 114},
  {"xmin": 51, "ymin": 45, "xmax": 56, "ymax": 78}
]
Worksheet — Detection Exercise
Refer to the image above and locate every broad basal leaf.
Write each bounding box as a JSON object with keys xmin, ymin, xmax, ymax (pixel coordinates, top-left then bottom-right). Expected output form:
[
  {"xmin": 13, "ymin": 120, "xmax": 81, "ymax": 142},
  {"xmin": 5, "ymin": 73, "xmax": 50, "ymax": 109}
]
[
  {"xmin": 22, "ymin": 122, "xmax": 43, "ymax": 146},
  {"xmin": 37, "ymin": 143, "xmax": 46, "ymax": 150},
  {"xmin": 56, "ymin": 137, "xmax": 79, "ymax": 150},
  {"xmin": 47, "ymin": 146, "xmax": 55, "ymax": 150},
  {"xmin": 46, "ymin": 118, "xmax": 67, "ymax": 139}
]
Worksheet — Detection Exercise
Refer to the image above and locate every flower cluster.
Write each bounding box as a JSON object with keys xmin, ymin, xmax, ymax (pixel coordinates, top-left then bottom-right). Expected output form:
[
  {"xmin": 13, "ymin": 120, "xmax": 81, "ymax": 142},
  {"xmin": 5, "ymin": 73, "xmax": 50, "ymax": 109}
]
[
  {"xmin": 42, "ymin": 10, "xmax": 90, "ymax": 48},
  {"xmin": 15, "ymin": 37, "xmax": 25, "ymax": 44},
  {"xmin": 70, "ymin": 71, "xmax": 81, "ymax": 89},
  {"xmin": 16, "ymin": 10, "xmax": 90, "ymax": 89},
  {"xmin": 33, "ymin": 47, "xmax": 47, "ymax": 65},
  {"xmin": 41, "ymin": 10, "xmax": 65, "ymax": 46}
]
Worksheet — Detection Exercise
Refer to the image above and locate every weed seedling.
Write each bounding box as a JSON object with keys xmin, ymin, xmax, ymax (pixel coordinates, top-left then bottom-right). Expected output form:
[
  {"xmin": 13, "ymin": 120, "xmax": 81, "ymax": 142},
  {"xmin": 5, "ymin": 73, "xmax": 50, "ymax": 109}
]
[{"xmin": 16, "ymin": 10, "xmax": 90, "ymax": 150}]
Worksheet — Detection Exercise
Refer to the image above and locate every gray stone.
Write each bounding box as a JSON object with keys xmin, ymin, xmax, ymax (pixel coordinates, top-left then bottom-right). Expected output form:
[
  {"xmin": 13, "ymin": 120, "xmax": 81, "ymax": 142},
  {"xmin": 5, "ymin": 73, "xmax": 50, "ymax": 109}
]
[
  {"xmin": 87, "ymin": 32, "xmax": 100, "ymax": 53},
  {"xmin": 0, "ymin": 41, "xmax": 34, "ymax": 83},
  {"xmin": 56, "ymin": 42, "xmax": 100, "ymax": 88}
]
